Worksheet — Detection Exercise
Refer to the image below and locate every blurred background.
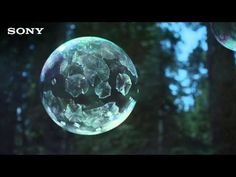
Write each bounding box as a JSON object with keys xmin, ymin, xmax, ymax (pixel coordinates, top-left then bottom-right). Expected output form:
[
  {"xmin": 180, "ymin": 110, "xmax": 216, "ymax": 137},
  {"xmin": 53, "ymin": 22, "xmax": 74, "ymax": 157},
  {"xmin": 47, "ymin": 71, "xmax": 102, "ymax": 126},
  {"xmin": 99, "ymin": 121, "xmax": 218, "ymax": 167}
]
[{"xmin": 0, "ymin": 22, "xmax": 236, "ymax": 154}]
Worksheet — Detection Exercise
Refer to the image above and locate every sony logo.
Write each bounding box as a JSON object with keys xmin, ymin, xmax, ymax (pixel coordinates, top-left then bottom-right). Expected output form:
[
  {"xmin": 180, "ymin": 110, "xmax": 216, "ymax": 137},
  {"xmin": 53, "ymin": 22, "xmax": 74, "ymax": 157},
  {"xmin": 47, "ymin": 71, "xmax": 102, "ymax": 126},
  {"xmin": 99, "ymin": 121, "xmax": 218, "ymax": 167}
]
[{"xmin": 7, "ymin": 27, "xmax": 44, "ymax": 35}]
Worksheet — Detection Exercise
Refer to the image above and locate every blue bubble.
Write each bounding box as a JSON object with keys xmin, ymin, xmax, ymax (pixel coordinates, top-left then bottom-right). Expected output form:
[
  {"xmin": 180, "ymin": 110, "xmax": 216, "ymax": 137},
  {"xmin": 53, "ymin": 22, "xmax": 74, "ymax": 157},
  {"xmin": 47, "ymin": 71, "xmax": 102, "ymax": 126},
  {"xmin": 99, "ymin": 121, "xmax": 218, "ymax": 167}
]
[{"xmin": 40, "ymin": 37, "xmax": 138, "ymax": 135}]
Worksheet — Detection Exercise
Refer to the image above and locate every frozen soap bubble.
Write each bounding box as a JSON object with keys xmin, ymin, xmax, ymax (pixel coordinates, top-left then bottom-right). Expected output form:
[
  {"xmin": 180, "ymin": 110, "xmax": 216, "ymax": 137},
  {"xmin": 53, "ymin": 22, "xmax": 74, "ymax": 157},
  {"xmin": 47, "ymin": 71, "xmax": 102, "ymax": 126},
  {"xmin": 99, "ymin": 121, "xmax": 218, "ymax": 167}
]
[
  {"xmin": 211, "ymin": 22, "xmax": 236, "ymax": 51},
  {"xmin": 40, "ymin": 37, "xmax": 138, "ymax": 135}
]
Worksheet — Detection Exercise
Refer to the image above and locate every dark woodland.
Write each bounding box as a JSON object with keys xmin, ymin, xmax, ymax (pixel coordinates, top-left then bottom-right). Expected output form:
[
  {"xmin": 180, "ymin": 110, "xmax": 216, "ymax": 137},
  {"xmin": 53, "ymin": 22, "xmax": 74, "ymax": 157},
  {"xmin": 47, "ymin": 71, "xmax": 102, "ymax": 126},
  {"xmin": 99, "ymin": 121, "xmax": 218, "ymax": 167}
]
[{"xmin": 0, "ymin": 22, "xmax": 236, "ymax": 154}]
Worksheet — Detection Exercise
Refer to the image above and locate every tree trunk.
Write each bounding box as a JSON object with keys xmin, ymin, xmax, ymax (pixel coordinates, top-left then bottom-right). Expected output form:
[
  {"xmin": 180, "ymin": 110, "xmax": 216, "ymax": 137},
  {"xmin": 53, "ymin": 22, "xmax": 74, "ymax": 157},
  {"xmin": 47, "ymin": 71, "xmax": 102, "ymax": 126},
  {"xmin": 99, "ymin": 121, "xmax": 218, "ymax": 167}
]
[
  {"xmin": 207, "ymin": 24, "xmax": 236, "ymax": 154},
  {"xmin": 0, "ymin": 94, "xmax": 16, "ymax": 154}
]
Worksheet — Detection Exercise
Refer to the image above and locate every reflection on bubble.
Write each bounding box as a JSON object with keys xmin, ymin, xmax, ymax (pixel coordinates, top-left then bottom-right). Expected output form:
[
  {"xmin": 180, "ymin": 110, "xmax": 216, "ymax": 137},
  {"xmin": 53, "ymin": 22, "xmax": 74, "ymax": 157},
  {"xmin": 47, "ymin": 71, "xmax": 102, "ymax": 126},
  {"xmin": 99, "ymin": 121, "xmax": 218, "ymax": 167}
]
[{"xmin": 211, "ymin": 22, "xmax": 236, "ymax": 51}]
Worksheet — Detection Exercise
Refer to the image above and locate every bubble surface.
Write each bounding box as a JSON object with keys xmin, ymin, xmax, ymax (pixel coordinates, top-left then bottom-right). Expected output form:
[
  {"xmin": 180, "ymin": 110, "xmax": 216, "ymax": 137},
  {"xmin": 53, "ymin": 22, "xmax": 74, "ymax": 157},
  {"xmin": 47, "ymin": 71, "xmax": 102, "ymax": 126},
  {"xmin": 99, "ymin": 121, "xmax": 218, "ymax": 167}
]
[
  {"xmin": 211, "ymin": 22, "xmax": 236, "ymax": 51},
  {"xmin": 40, "ymin": 37, "xmax": 138, "ymax": 135}
]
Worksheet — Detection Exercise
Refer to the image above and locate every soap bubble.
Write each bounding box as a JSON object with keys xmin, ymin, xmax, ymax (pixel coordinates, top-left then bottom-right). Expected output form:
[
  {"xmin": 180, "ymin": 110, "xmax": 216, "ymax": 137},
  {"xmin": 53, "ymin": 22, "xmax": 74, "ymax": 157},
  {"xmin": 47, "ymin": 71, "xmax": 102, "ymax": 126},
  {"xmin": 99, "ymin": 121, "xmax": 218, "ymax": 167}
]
[
  {"xmin": 211, "ymin": 22, "xmax": 236, "ymax": 51},
  {"xmin": 40, "ymin": 37, "xmax": 138, "ymax": 135}
]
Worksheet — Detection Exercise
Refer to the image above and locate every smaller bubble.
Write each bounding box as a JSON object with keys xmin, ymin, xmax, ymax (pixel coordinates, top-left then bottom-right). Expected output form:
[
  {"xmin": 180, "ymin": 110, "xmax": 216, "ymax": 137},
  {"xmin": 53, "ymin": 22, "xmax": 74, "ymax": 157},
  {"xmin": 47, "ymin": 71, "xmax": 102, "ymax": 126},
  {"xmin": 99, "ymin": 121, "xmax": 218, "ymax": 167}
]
[{"xmin": 211, "ymin": 22, "xmax": 236, "ymax": 51}]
